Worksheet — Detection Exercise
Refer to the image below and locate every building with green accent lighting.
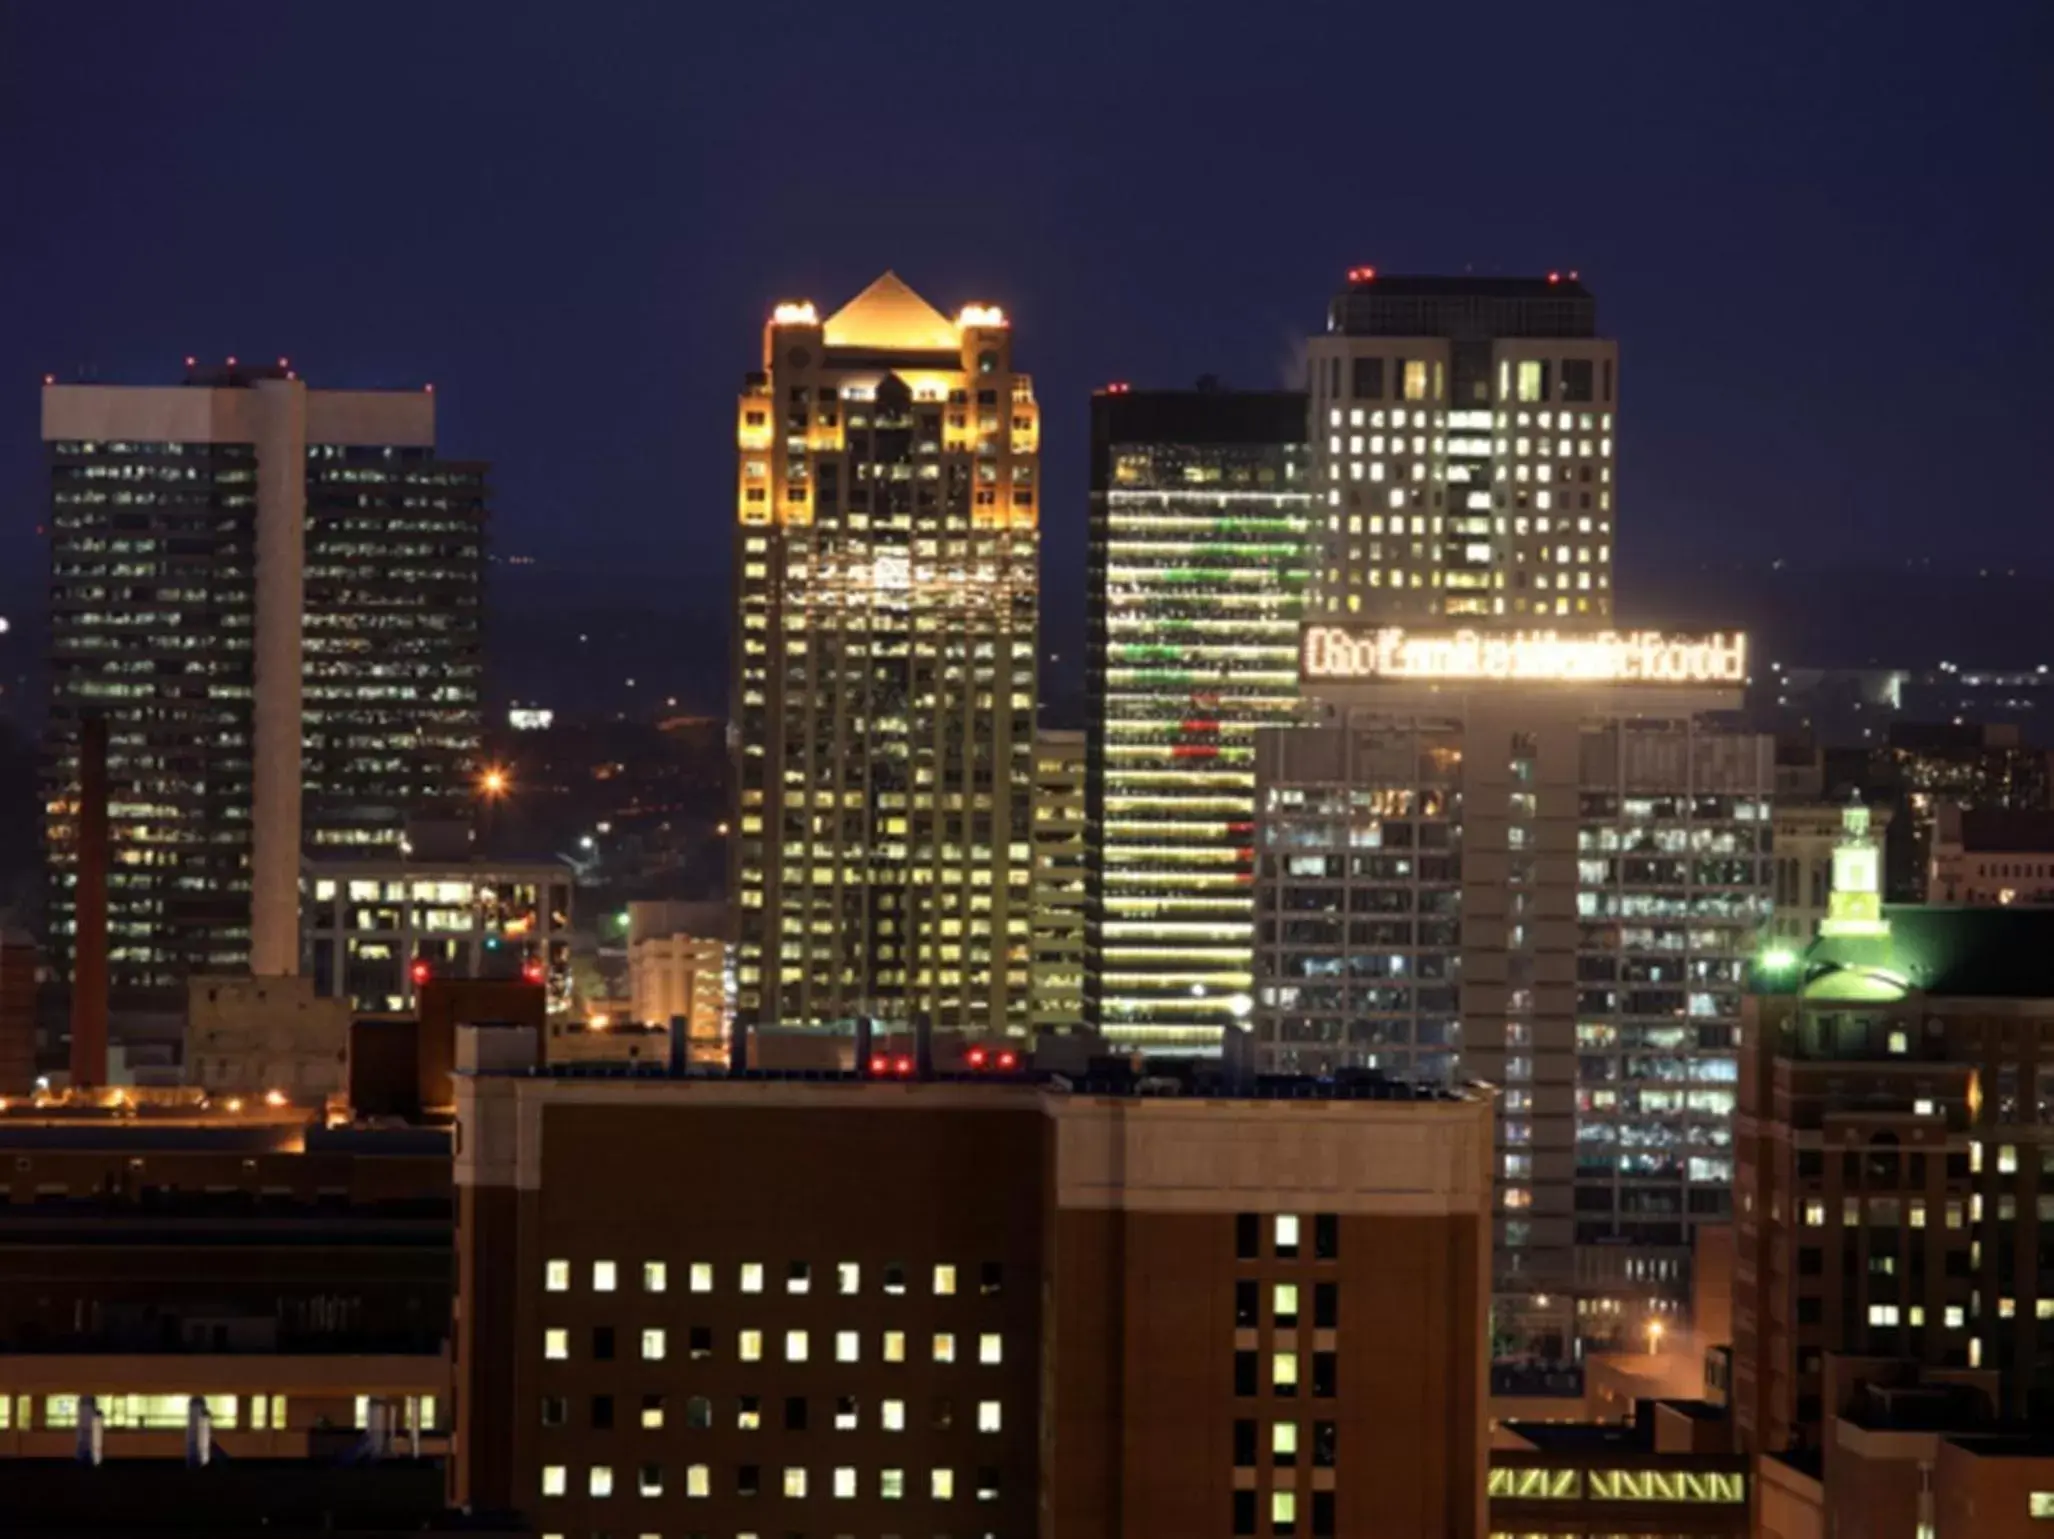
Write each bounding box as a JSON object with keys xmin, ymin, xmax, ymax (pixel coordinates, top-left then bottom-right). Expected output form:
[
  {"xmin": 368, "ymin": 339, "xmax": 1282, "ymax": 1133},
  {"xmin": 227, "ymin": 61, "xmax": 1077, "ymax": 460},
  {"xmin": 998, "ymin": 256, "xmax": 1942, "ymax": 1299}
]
[
  {"xmin": 1085, "ymin": 387, "xmax": 1312, "ymax": 1053},
  {"xmin": 1735, "ymin": 800, "xmax": 2054, "ymax": 1455}
]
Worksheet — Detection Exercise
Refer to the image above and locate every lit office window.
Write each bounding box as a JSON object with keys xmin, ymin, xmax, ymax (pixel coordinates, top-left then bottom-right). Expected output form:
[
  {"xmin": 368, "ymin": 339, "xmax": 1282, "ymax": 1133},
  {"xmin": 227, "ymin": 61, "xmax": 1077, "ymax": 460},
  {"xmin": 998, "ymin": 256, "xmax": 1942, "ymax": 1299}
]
[
  {"xmin": 545, "ymin": 1259, "xmax": 570, "ymax": 1292},
  {"xmin": 541, "ymin": 1466, "xmax": 566, "ymax": 1497},
  {"xmin": 741, "ymin": 1263, "xmax": 764, "ymax": 1293},
  {"xmin": 643, "ymin": 1262, "xmax": 668, "ymax": 1293},
  {"xmin": 593, "ymin": 1261, "xmax": 617, "ymax": 1293},
  {"xmin": 641, "ymin": 1329, "xmax": 666, "ymax": 1361},
  {"xmin": 544, "ymin": 1329, "xmax": 568, "ymax": 1361}
]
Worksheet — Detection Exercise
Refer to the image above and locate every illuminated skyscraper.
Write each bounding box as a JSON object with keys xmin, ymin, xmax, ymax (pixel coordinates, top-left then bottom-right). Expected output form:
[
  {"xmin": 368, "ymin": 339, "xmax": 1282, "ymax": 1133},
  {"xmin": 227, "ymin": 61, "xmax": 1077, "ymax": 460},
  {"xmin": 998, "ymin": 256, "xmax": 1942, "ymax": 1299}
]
[
  {"xmin": 42, "ymin": 365, "xmax": 484, "ymax": 1008},
  {"xmin": 1261, "ymin": 624, "xmax": 1771, "ymax": 1354},
  {"xmin": 732, "ymin": 274, "xmax": 1039, "ymax": 1035},
  {"xmin": 1307, "ymin": 273, "xmax": 1617, "ymax": 623},
  {"xmin": 1086, "ymin": 386, "xmax": 1312, "ymax": 1053}
]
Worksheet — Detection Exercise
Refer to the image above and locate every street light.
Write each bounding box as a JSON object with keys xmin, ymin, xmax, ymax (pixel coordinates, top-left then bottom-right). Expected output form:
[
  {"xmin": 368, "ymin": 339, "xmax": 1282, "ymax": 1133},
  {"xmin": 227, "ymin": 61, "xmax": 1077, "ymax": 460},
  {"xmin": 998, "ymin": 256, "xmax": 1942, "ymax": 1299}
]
[
  {"xmin": 479, "ymin": 765, "xmax": 510, "ymax": 798},
  {"xmin": 1645, "ymin": 1319, "xmax": 1665, "ymax": 1355}
]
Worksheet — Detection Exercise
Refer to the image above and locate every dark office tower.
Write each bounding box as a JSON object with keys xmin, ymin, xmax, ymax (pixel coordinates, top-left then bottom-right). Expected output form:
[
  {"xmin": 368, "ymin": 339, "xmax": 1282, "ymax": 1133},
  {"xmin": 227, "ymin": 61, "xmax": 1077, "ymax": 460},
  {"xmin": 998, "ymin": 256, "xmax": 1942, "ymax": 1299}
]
[
  {"xmin": 1086, "ymin": 387, "xmax": 1312, "ymax": 1055},
  {"xmin": 1307, "ymin": 272, "xmax": 1617, "ymax": 624},
  {"xmin": 731, "ymin": 278, "xmax": 1039, "ymax": 1037},
  {"xmin": 42, "ymin": 364, "xmax": 486, "ymax": 1010}
]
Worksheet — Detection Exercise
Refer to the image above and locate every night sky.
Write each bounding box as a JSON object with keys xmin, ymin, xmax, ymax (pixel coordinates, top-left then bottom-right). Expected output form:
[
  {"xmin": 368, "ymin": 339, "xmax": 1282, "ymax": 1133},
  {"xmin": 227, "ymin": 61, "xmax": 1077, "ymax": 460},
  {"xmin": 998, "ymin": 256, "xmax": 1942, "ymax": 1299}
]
[{"xmin": 3, "ymin": 1, "xmax": 2050, "ymax": 686}]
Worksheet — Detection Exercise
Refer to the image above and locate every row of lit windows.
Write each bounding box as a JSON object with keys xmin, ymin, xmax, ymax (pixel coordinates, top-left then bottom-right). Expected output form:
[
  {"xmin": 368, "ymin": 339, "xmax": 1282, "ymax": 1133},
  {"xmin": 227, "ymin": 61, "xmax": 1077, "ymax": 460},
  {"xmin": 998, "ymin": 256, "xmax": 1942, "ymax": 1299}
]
[
  {"xmin": 545, "ymin": 1329, "xmax": 1005, "ymax": 1367},
  {"xmin": 542, "ymin": 1463, "xmax": 1002, "ymax": 1501},
  {"xmin": 548, "ymin": 1260, "xmax": 1002, "ymax": 1299},
  {"xmin": 548, "ymin": 1394, "xmax": 1001, "ymax": 1435}
]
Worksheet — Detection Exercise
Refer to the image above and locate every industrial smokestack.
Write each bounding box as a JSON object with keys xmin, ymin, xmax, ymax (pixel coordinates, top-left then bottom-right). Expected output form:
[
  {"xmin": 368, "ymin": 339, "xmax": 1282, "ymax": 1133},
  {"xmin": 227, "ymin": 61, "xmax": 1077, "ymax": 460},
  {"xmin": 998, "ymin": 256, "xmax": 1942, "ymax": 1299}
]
[
  {"xmin": 186, "ymin": 1395, "xmax": 212, "ymax": 1467},
  {"xmin": 70, "ymin": 715, "xmax": 109, "ymax": 1088},
  {"xmin": 76, "ymin": 1395, "xmax": 103, "ymax": 1465}
]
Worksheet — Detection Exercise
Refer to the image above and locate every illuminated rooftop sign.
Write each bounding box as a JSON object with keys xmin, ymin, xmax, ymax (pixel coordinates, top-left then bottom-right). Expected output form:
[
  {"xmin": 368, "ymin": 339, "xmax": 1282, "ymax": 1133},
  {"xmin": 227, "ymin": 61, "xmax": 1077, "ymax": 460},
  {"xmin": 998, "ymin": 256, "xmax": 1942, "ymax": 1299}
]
[{"xmin": 1301, "ymin": 626, "xmax": 1747, "ymax": 685}]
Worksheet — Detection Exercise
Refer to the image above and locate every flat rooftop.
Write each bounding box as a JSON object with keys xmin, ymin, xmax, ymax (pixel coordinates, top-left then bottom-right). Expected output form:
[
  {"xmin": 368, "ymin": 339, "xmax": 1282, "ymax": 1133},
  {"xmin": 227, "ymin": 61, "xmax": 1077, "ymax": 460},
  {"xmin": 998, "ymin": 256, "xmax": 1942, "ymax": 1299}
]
[{"xmin": 472, "ymin": 1057, "xmax": 1479, "ymax": 1104}]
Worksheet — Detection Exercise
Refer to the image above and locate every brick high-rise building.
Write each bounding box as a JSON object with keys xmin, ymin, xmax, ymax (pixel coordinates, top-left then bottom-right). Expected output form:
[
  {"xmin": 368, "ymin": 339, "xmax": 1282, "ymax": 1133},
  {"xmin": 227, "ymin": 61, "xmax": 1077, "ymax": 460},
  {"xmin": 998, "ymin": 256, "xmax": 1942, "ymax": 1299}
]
[
  {"xmin": 41, "ymin": 366, "xmax": 486, "ymax": 1008},
  {"xmin": 452, "ymin": 1036, "xmax": 1493, "ymax": 1539},
  {"xmin": 1735, "ymin": 801, "xmax": 2054, "ymax": 1454},
  {"xmin": 731, "ymin": 276, "xmax": 1039, "ymax": 1036}
]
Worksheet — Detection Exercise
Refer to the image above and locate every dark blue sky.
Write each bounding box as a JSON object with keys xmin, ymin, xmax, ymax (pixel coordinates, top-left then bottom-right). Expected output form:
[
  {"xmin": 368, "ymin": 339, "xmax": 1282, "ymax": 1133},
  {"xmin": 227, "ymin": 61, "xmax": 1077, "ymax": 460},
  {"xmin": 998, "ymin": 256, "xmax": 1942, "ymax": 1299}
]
[{"xmin": 3, "ymin": 0, "xmax": 2050, "ymax": 640}]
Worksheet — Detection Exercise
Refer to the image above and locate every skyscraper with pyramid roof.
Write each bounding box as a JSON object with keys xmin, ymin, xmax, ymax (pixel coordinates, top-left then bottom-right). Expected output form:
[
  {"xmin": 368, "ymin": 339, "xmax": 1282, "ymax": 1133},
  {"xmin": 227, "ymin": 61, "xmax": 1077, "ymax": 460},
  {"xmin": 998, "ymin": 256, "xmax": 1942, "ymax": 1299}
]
[{"xmin": 730, "ymin": 274, "xmax": 1040, "ymax": 1038}]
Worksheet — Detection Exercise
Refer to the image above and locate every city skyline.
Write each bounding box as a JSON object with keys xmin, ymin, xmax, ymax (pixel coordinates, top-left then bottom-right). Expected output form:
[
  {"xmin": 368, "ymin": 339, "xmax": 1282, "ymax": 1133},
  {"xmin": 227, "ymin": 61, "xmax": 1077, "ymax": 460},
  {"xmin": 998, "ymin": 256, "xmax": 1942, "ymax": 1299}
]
[
  {"xmin": 3, "ymin": 2, "xmax": 2049, "ymax": 630},
  {"xmin": 4, "ymin": 8, "xmax": 2054, "ymax": 1533}
]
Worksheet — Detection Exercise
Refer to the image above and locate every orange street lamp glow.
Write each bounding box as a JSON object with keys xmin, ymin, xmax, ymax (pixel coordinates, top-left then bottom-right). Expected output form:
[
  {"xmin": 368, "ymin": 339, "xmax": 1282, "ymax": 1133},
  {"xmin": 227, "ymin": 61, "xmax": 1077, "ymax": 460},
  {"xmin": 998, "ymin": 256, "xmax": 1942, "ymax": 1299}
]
[{"xmin": 479, "ymin": 766, "xmax": 510, "ymax": 798}]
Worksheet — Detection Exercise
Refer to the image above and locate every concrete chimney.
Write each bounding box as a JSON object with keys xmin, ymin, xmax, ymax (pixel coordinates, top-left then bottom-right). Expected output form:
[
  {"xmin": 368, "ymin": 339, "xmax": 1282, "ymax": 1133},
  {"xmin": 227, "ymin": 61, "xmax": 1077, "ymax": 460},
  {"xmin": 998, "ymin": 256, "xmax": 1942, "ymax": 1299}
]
[
  {"xmin": 186, "ymin": 1395, "xmax": 212, "ymax": 1466},
  {"xmin": 70, "ymin": 714, "xmax": 109, "ymax": 1088},
  {"xmin": 0, "ymin": 930, "xmax": 36, "ymax": 1096},
  {"xmin": 77, "ymin": 1395, "xmax": 103, "ymax": 1465}
]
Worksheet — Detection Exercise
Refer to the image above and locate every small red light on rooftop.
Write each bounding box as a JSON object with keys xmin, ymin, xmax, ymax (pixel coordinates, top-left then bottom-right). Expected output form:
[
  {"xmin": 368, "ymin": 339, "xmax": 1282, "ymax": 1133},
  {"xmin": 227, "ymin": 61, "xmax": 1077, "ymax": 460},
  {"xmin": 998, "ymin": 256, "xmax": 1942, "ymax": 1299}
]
[
  {"xmin": 1348, "ymin": 265, "xmax": 1377, "ymax": 282},
  {"xmin": 226, "ymin": 356, "xmax": 237, "ymax": 366},
  {"xmin": 42, "ymin": 374, "xmax": 53, "ymax": 386},
  {"xmin": 184, "ymin": 356, "xmax": 196, "ymax": 367},
  {"xmin": 997, "ymin": 1050, "xmax": 1019, "ymax": 1071},
  {"xmin": 425, "ymin": 383, "xmax": 435, "ymax": 394},
  {"xmin": 966, "ymin": 1047, "xmax": 988, "ymax": 1069},
  {"xmin": 869, "ymin": 1053, "xmax": 889, "ymax": 1076},
  {"xmin": 409, "ymin": 959, "xmax": 432, "ymax": 987},
  {"xmin": 277, "ymin": 357, "xmax": 289, "ymax": 368},
  {"xmin": 892, "ymin": 1055, "xmax": 914, "ymax": 1077},
  {"xmin": 1547, "ymin": 272, "xmax": 1560, "ymax": 285},
  {"xmin": 522, "ymin": 959, "xmax": 545, "ymax": 985}
]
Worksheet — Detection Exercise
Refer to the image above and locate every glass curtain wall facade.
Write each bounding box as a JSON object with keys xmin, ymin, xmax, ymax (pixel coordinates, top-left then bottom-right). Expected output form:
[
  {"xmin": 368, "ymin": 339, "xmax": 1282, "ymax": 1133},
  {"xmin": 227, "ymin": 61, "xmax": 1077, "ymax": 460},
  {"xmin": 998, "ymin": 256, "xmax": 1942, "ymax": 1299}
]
[
  {"xmin": 1254, "ymin": 700, "xmax": 1771, "ymax": 1349},
  {"xmin": 1085, "ymin": 388, "xmax": 1312, "ymax": 1053},
  {"xmin": 302, "ymin": 448, "xmax": 486, "ymax": 853},
  {"xmin": 42, "ymin": 367, "xmax": 484, "ymax": 1005},
  {"xmin": 732, "ymin": 275, "xmax": 1039, "ymax": 1035}
]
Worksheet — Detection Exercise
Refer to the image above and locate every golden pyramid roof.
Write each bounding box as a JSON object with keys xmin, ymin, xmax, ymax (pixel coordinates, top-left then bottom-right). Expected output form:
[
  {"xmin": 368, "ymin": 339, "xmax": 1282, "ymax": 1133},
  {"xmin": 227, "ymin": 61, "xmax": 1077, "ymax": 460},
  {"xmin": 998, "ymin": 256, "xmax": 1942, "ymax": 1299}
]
[{"xmin": 822, "ymin": 272, "xmax": 959, "ymax": 351}]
